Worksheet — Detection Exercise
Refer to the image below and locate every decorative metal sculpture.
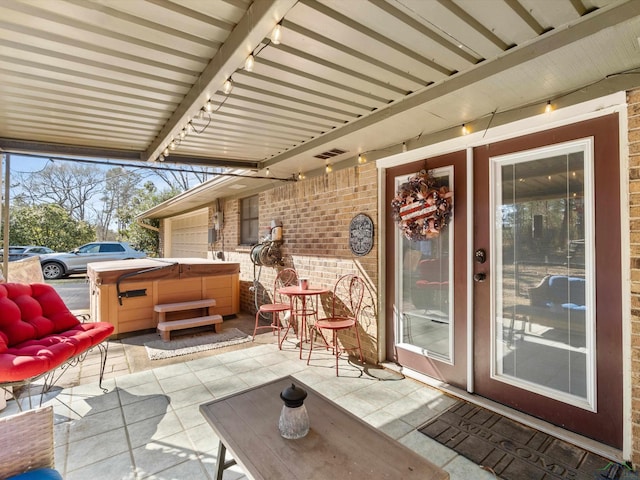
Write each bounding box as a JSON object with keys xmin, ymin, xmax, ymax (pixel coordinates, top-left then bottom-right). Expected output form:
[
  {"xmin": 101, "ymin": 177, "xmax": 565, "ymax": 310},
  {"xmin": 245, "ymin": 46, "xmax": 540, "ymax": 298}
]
[{"xmin": 349, "ymin": 213, "xmax": 374, "ymax": 256}]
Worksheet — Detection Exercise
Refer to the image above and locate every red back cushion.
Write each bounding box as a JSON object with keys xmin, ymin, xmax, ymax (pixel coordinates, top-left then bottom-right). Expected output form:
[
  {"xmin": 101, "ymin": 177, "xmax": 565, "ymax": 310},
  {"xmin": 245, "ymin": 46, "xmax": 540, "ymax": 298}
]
[{"xmin": 0, "ymin": 283, "xmax": 79, "ymax": 348}]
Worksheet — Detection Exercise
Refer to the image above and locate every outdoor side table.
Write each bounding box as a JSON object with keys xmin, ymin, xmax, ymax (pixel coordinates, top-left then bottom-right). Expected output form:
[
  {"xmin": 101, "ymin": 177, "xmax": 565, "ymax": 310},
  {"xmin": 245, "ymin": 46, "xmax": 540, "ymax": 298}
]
[{"xmin": 278, "ymin": 286, "xmax": 329, "ymax": 358}]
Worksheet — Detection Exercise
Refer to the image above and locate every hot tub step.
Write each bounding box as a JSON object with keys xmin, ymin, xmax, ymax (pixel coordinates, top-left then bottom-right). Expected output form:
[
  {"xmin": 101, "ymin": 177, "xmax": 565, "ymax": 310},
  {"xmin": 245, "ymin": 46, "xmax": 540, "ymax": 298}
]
[{"xmin": 157, "ymin": 315, "xmax": 223, "ymax": 341}]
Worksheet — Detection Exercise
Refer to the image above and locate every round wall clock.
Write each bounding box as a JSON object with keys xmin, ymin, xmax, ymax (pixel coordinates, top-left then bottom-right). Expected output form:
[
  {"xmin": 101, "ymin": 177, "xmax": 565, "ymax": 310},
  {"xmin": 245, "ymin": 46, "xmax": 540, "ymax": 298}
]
[{"xmin": 349, "ymin": 213, "xmax": 374, "ymax": 256}]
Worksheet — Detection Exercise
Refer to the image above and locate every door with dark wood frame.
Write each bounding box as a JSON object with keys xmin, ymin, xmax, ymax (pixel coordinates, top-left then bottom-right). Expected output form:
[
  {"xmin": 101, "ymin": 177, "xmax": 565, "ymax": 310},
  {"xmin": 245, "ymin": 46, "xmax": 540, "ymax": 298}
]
[
  {"xmin": 385, "ymin": 151, "xmax": 468, "ymax": 388},
  {"xmin": 473, "ymin": 114, "xmax": 622, "ymax": 448}
]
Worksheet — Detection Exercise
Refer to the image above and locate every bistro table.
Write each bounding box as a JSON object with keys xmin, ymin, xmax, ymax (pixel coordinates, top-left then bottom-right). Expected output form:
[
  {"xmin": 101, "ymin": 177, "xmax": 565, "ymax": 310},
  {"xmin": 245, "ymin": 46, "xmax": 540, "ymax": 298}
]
[
  {"xmin": 278, "ymin": 285, "xmax": 329, "ymax": 358},
  {"xmin": 199, "ymin": 376, "xmax": 450, "ymax": 480}
]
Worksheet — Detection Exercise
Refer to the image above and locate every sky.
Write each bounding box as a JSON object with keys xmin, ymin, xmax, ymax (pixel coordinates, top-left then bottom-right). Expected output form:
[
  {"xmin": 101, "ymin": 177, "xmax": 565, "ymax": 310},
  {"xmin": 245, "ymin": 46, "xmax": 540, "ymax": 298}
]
[
  {"xmin": 6, "ymin": 154, "xmax": 168, "ymax": 187},
  {"xmin": 3, "ymin": 154, "xmax": 216, "ymax": 199},
  {"xmin": 2, "ymin": 154, "xmax": 210, "ymax": 230}
]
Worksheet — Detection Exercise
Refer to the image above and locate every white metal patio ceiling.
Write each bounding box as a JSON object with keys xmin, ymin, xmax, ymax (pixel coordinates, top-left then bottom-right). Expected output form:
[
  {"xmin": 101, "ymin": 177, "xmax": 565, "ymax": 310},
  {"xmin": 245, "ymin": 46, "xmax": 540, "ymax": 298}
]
[{"xmin": 1, "ymin": 0, "xmax": 640, "ymax": 199}]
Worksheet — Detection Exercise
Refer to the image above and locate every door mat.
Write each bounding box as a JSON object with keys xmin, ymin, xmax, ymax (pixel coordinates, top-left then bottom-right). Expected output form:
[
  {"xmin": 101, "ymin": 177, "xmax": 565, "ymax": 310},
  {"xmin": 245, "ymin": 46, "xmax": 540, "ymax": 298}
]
[
  {"xmin": 144, "ymin": 328, "xmax": 250, "ymax": 360},
  {"xmin": 418, "ymin": 400, "xmax": 633, "ymax": 480}
]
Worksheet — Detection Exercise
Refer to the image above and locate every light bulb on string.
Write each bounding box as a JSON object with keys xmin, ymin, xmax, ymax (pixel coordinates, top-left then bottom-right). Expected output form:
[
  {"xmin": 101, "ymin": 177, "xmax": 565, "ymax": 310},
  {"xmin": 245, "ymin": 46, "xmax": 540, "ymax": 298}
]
[
  {"xmin": 271, "ymin": 23, "xmax": 282, "ymax": 45},
  {"xmin": 223, "ymin": 78, "xmax": 233, "ymax": 94},
  {"xmin": 357, "ymin": 154, "xmax": 366, "ymax": 164},
  {"xmin": 169, "ymin": 140, "xmax": 177, "ymax": 150},
  {"xmin": 266, "ymin": 167, "xmax": 270, "ymax": 176},
  {"xmin": 245, "ymin": 54, "xmax": 255, "ymax": 72},
  {"xmin": 325, "ymin": 163, "xmax": 332, "ymax": 173},
  {"xmin": 461, "ymin": 124, "xmax": 469, "ymax": 135},
  {"xmin": 205, "ymin": 99, "xmax": 213, "ymax": 113},
  {"xmin": 179, "ymin": 129, "xmax": 186, "ymax": 139},
  {"xmin": 158, "ymin": 154, "xmax": 165, "ymax": 162},
  {"xmin": 163, "ymin": 147, "xmax": 169, "ymax": 157},
  {"xmin": 545, "ymin": 100, "xmax": 553, "ymax": 114},
  {"xmin": 187, "ymin": 121, "xmax": 195, "ymax": 134}
]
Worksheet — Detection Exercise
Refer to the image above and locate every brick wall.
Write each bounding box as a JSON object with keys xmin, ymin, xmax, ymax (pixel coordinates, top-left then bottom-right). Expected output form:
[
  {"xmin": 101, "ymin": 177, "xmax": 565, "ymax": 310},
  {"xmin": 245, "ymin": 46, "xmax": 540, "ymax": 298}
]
[
  {"xmin": 212, "ymin": 163, "xmax": 379, "ymax": 363},
  {"xmin": 629, "ymin": 89, "xmax": 640, "ymax": 465}
]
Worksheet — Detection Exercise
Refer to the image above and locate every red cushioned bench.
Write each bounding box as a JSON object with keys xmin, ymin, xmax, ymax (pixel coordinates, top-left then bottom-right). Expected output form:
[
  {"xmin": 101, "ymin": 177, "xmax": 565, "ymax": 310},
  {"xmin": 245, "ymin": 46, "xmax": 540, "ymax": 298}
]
[{"xmin": 0, "ymin": 283, "xmax": 114, "ymax": 408}]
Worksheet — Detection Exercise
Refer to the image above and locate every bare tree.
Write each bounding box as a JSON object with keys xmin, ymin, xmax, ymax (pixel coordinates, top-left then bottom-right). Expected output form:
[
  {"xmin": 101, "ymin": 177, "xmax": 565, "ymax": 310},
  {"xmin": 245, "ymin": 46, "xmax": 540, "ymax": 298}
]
[
  {"xmin": 151, "ymin": 164, "xmax": 214, "ymax": 191},
  {"xmin": 94, "ymin": 167, "xmax": 142, "ymax": 240},
  {"xmin": 16, "ymin": 162, "xmax": 103, "ymax": 222},
  {"xmin": 11, "ymin": 159, "xmax": 210, "ymax": 244}
]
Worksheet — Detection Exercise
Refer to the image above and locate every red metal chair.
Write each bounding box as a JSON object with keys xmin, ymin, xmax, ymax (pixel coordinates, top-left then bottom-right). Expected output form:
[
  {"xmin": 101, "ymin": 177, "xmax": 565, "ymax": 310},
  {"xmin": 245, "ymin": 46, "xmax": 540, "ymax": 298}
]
[
  {"xmin": 253, "ymin": 268, "xmax": 298, "ymax": 348},
  {"xmin": 307, "ymin": 274, "xmax": 365, "ymax": 375}
]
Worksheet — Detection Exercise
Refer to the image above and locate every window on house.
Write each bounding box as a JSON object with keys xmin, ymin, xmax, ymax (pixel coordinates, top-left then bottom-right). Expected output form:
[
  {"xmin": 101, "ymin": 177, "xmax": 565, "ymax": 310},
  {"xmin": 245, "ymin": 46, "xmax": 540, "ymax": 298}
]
[{"xmin": 240, "ymin": 195, "xmax": 259, "ymax": 245}]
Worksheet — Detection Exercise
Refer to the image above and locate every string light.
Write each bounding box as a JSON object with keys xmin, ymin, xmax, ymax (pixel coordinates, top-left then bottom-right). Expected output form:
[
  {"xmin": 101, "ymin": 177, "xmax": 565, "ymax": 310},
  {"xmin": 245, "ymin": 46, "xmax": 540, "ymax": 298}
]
[
  {"xmin": 325, "ymin": 163, "xmax": 332, "ymax": 173},
  {"xmin": 298, "ymin": 171, "xmax": 305, "ymax": 180},
  {"xmin": 245, "ymin": 54, "xmax": 255, "ymax": 72},
  {"xmin": 155, "ymin": 20, "xmax": 283, "ymax": 161},
  {"xmin": 271, "ymin": 23, "xmax": 282, "ymax": 45},
  {"xmin": 157, "ymin": 27, "xmax": 562, "ymax": 166},
  {"xmin": 266, "ymin": 167, "xmax": 270, "ymax": 176},
  {"xmin": 223, "ymin": 78, "xmax": 233, "ymax": 94}
]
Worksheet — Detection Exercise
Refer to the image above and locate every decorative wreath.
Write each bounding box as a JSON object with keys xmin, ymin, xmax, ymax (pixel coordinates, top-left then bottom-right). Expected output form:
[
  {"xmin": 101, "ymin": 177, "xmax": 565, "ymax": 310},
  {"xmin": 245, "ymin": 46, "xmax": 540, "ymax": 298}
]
[{"xmin": 391, "ymin": 169, "xmax": 453, "ymax": 241}]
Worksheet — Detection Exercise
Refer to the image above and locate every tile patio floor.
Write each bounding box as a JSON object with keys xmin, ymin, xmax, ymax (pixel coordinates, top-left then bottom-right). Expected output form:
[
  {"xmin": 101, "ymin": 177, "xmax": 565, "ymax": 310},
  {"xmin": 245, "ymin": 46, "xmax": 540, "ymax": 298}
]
[{"xmin": 0, "ymin": 319, "xmax": 498, "ymax": 480}]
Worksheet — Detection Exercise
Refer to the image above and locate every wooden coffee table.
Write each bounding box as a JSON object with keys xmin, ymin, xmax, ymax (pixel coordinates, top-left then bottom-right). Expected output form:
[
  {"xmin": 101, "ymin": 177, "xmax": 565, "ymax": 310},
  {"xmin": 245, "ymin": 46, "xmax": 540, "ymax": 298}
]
[{"xmin": 199, "ymin": 376, "xmax": 450, "ymax": 480}]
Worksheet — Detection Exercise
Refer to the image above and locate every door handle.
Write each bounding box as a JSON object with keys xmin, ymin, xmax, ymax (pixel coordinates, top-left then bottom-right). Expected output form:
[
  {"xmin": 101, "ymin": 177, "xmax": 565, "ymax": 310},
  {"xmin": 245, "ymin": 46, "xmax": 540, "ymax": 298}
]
[{"xmin": 473, "ymin": 273, "xmax": 486, "ymax": 282}]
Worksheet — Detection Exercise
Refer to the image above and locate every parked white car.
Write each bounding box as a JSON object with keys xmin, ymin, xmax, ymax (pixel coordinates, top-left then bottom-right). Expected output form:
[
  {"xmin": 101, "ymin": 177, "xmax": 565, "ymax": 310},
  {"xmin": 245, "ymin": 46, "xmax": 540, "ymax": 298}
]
[{"xmin": 39, "ymin": 241, "xmax": 146, "ymax": 279}]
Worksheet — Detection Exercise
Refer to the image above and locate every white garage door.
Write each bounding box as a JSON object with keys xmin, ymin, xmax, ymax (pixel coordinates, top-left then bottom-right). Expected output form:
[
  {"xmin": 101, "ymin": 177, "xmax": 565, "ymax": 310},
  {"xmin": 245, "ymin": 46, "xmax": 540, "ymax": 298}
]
[{"xmin": 169, "ymin": 209, "xmax": 209, "ymax": 258}]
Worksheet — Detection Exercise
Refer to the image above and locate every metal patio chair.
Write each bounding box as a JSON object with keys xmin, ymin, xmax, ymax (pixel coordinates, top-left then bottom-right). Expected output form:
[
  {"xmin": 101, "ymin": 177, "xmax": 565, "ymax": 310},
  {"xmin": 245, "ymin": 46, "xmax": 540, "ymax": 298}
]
[
  {"xmin": 307, "ymin": 274, "xmax": 365, "ymax": 375},
  {"xmin": 253, "ymin": 268, "xmax": 298, "ymax": 348}
]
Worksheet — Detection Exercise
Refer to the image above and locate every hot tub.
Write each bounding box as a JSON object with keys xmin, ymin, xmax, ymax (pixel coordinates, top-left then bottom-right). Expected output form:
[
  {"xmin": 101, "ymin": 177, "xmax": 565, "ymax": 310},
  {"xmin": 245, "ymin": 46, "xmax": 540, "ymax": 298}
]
[{"xmin": 87, "ymin": 258, "xmax": 240, "ymax": 336}]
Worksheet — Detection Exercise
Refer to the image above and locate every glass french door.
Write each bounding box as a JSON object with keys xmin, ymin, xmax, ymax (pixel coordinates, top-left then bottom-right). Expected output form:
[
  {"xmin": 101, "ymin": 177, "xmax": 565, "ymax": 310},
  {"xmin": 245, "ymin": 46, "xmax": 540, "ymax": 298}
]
[
  {"xmin": 473, "ymin": 114, "xmax": 622, "ymax": 448},
  {"xmin": 385, "ymin": 151, "xmax": 467, "ymax": 388},
  {"xmin": 490, "ymin": 139, "xmax": 594, "ymax": 406},
  {"xmin": 385, "ymin": 114, "xmax": 622, "ymax": 449}
]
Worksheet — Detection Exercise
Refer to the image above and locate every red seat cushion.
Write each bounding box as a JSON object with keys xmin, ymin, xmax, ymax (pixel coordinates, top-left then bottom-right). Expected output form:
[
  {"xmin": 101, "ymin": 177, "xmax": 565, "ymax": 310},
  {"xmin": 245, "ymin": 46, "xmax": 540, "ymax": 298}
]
[
  {"xmin": 0, "ymin": 338, "xmax": 76, "ymax": 382},
  {"xmin": 0, "ymin": 283, "xmax": 114, "ymax": 383}
]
